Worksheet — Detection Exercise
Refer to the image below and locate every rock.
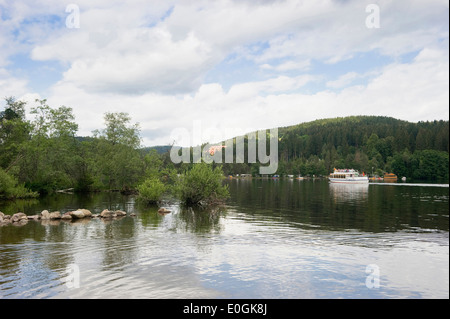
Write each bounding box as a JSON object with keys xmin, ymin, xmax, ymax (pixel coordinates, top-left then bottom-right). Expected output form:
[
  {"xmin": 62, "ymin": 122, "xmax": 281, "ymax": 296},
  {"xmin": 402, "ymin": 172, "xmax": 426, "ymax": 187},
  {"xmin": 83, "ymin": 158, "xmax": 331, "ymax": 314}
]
[
  {"xmin": 77, "ymin": 209, "xmax": 92, "ymax": 217},
  {"xmin": 70, "ymin": 210, "xmax": 85, "ymax": 219},
  {"xmin": 100, "ymin": 209, "xmax": 116, "ymax": 218},
  {"xmin": 114, "ymin": 210, "xmax": 127, "ymax": 217},
  {"xmin": 40, "ymin": 210, "xmax": 51, "ymax": 220},
  {"xmin": 61, "ymin": 212, "xmax": 72, "ymax": 220},
  {"xmin": 1, "ymin": 220, "xmax": 11, "ymax": 226},
  {"xmin": 158, "ymin": 208, "xmax": 171, "ymax": 214},
  {"xmin": 27, "ymin": 215, "xmax": 40, "ymax": 220},
  {"xmin": 130, "ymin": 213, "xmax": 136, "ymax": 217},
  {"xmin": 49, "ymin": 211, "xmax": 61, "ymax": 219},
  {"xmin": 11, "ymin": 212, "xmax": 28, "ymax": 223},
  {"xmin": 0, "ymin": 214, "xmax": 12, "ymax": 226}
]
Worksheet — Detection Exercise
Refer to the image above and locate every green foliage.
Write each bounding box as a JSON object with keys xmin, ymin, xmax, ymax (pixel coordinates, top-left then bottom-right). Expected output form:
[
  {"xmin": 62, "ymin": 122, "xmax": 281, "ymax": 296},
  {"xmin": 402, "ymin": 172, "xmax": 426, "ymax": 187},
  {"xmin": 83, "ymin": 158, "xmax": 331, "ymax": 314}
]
[
  {"xmin": 175, "ymin": 163, "xmax": 229, "ymax": 206},
  {"xmin": 137, "ymin": 177, "xmax": 166, "ymax": 204},
  {"xmin": 1, "ymin": 95, "xmax": 449, "ymax": 203},
  {"xmin": 219, "ymin": 116, "xmax": 448, "ymax": 180},
  {"xmin": 93, "ymin": 112, "xmax": 140, "ymax": 148},
  {"xmin": 0, "ymin": 167, "xmax": 38, "ymax": 199},
  {"xmin": 389, "ymin": 149, "xmax": 449, "ymax": 182},
  {"xmin": 0, "ymin": 97, "xmax": 31, "ymax": 170}
]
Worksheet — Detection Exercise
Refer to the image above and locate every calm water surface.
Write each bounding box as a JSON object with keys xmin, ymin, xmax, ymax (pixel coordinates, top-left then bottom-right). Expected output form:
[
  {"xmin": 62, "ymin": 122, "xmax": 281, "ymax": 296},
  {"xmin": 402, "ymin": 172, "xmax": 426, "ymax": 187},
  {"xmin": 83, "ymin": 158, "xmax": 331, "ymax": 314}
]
[{"xmin": 1, "ymin": 179, "xmax": 448, "ymax": 299}]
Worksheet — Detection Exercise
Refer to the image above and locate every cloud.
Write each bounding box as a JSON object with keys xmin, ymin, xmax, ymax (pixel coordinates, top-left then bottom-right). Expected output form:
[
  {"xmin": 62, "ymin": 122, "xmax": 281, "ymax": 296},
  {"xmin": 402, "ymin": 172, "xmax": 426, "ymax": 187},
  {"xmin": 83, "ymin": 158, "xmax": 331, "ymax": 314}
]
[
  {"xmin": 260, "ymin": 60, "xmax": 311, "ymax": 72},
  {"xmin": 0, "ymin": 0, "xmax": 448, "ymax": 148},
  {"xmin": 38, "ymin": 46, "xmax": 448, "ymax": 147},
  {"xmin": 326, "ymin": 72, "xmax": 360, "ymax": 89},
  {"xmin": 0, "ymin": 68, "xmax": 29, "ymax": 98}
]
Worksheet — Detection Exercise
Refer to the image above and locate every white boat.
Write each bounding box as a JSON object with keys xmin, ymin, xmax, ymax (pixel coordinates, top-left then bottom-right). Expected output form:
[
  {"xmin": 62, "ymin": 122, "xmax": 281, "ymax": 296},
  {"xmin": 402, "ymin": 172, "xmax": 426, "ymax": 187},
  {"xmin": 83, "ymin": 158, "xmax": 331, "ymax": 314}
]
[{"xmin": 328, "ymin": 168, "xmax": 369, "ymax": 184}]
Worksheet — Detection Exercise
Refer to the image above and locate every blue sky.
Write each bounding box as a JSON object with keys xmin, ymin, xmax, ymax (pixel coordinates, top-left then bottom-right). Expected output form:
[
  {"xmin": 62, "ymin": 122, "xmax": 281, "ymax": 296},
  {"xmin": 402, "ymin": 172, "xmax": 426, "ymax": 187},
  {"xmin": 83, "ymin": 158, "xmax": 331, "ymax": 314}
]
[{"xmin": 0, "ymin": 0, "xmax": 448, "ymax": 146}]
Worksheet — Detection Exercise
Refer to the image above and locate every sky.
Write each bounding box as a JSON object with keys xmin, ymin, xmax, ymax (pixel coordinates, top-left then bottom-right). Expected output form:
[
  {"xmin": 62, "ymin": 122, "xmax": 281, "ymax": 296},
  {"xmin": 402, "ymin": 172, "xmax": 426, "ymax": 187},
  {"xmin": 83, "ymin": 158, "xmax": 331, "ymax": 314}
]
[{"xmin": 0, "ymin": 0, "xmax": 448, "ymax": 147}]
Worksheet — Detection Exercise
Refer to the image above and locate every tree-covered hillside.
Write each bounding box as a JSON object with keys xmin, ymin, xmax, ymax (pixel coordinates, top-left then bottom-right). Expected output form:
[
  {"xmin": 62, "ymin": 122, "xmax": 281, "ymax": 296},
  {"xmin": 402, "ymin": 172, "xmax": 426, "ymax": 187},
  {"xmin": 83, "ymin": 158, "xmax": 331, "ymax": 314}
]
[
  {"xmin": 220, "ymin": 116, "xmax": 449, "ymax": 181},
  {"xmin": 1, "ymin": 96, "xmax": 448, "ymax": 200},
  {"xmin": 276, "ymin": 116, "xmax": 448, "ymax": 179}
]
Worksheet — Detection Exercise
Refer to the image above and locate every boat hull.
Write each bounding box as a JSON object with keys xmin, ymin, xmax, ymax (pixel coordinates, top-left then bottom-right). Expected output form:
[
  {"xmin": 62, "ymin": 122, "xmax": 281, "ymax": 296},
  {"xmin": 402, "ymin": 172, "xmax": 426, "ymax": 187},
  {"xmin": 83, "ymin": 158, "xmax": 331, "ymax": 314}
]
[{"xmin": 329, "ymin": 177, "xmax": 369, "ymax": 184}]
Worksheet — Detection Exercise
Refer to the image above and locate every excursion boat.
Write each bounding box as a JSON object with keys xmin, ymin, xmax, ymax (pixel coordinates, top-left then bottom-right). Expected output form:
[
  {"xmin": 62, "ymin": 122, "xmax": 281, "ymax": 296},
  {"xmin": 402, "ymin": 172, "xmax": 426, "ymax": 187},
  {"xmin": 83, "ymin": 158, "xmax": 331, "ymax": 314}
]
[{"xmin": 328, "ymin": 168, "xmax": 369, "ymax": 184}]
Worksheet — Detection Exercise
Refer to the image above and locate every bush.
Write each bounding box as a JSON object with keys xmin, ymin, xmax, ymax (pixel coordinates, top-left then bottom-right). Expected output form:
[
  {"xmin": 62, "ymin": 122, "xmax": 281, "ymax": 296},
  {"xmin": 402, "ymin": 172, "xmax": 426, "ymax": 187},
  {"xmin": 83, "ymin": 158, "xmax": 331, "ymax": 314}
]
[
  {"xmin": 0, "ymin": 168, "xmax": 38, "ymax": 199},
  {"xmin": 137, "ymin": 177, "xmax": 166, "ymax": 204},
  {"xmin": 175, "ymin": 163, "xmax": 229, "ymax": 206}
]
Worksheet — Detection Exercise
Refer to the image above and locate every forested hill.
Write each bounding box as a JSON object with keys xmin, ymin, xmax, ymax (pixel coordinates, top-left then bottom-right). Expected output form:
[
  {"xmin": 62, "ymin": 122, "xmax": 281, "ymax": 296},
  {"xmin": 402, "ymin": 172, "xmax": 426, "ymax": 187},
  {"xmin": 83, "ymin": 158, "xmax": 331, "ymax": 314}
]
[
  {"xmin": 1, "ymin": 96, "xmax": 448, "ymax": 200},
  {"xmin": 278, "ymin": 115, "xmax": 448, "ymax": 159},
  {"xmin": 267, "ymin": 115, "xmax": 449, "ymax": 180}
]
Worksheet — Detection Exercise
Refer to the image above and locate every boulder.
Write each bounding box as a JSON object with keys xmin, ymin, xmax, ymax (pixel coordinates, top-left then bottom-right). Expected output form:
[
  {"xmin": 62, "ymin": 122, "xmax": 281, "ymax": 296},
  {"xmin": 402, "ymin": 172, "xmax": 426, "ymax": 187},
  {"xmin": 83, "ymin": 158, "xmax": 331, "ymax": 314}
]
[
  {"xmin": 61, "ymin": 212, "xmax": 73, "ymax": 220},
  {"xmin": 49, "ymin": 211, "xmax": 61, "ymax": 219},
  {"xmin": 100, "ymin": 209, "xmax": 116, "ymax": 218},
  {"xmin": 78, "ymin": 209, "xmax": 92, "ymax": 218},
  {"xmin": 1, "ymin": 214, "xmax": 12, "ymax": 226},
  {"xmin": 40, "ymin": 210, "xmax": 51, "ymax": 220},
  {"xmin": 27, "ymin": 215, "xmax": 40, "ymax": 220},
  {"xmin": 70, "ymin": 210, "xmax": 85, "ymax": 219},
  {"xmin": 11, "ymin": 212, "xmax": 28, "ymax": 223},
  {"xmin": 114, "ymin": 210, "xmax": 127, "ymax": 217}
]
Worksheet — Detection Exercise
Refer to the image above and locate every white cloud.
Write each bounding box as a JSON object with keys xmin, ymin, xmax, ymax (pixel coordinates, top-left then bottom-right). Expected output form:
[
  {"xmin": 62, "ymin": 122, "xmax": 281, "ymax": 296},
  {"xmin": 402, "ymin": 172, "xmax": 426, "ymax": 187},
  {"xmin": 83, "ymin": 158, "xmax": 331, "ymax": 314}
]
[
  {"xmin": 0, "ymin": 68, "xmax": 29, "ymax": 98},
  {"xmin": 0, "ymin": 0, "xmax": 448, "ymax": 147},
  {"xmin": 39, "ymin": 46, "xmax": 448, "ymax": 147},
  {"xmin": 326, "ymin": 72, "xmax": 360, "ymax": 89},
  {"xmin": 260, "ymin": 60, "xmax": 311, "ymax": 72}
]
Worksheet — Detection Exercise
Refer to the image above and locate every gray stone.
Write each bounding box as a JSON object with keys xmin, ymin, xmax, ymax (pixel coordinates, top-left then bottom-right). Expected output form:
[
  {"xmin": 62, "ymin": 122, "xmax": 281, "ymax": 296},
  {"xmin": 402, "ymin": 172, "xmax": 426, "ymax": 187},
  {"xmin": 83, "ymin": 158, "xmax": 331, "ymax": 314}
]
[
  {"xmin": 49, "ymin": 211, "xmax": 61, "ymax": 219},
  {"xmin": 70, "ymin": 210, "xmax": 85, "ymax": 219},
  {"xmin": 11, "ymin": 212, "xmax": 27, "ymax": 223},
  {"xmin": 100, "ymin": 209, "xmax": 116, "ymax": 218},
  {"xmin": 114, "ymin": 210, "xmax": 127, "ymax": 217},
  {"xmin": 40, "ymin": 210, "xmax": 51, "ymax": 220},
  {"xmin": 78, "ymin": 209, "xmax": 92, "ymax": 217},
  {"xmin": 61, "ymin": 212, "xmax": 73, "ymax": 220}
]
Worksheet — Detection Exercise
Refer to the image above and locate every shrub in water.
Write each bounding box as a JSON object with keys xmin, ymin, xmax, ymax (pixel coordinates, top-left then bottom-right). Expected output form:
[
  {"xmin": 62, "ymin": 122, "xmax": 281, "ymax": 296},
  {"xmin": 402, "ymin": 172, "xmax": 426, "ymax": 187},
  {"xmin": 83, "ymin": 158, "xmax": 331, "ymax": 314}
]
[
  {"xmin": 137, "ymin": 177, "xmax": 166, "ymax": 204},
  {"xmin": 175, "ymin": 163, "xmax": 229, "ymax": 206}
]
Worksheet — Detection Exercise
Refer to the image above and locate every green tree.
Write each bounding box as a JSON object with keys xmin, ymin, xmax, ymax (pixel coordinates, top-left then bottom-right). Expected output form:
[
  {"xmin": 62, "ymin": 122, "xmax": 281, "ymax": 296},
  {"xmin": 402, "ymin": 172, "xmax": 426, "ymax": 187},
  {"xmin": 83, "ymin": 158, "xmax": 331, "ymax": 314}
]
[
  {"xmin": 14, "ymin": 99, "xmax": 80, "ymax": 193},
  {"xmin": 0, "ymin": 167, "xmax": 38, "ymax": 199},
  {"xmin": 90, "ymin": 112, "xmax": 143, "ymax": 191},
  {"xmin": 410, "ymin": 150, "xmax": 449, "ymax": 181},
  {"xmin": 93, "ymin": 112, "xmax": 140, "ymax": 148},
  {"xmin": 0, "ymin": 97, "xmax": 31, "ymax": 170}
]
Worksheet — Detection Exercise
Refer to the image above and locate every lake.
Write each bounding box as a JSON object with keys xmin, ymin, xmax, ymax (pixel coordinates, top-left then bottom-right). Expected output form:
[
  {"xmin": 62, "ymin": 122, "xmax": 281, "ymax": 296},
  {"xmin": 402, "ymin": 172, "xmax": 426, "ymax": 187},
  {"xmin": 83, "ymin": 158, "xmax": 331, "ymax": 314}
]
[{"xmin": 0, "ymin": 179, "xmax": 448, "ymax": 299}]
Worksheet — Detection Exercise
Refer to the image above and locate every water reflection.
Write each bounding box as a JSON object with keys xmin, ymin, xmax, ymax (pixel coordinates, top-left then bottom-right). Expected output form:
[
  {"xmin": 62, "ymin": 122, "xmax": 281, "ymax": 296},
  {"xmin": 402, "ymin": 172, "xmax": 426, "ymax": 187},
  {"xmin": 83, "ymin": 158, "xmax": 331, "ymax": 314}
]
[
  {"xmin": 329, "ymin": 183, "xmax": 369, "ymax": 203},
  {"xmin": 1, "ymin": 180, "xmax": 449, "ymax": 299}
]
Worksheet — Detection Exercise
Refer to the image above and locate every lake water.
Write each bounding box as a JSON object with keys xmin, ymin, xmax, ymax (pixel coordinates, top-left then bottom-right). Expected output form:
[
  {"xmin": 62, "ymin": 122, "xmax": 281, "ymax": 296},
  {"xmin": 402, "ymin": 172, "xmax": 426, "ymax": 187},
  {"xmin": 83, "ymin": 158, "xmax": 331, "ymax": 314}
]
[{"xmin": 1, "ymin": 179, "xmax": 448, "ymax": 299}]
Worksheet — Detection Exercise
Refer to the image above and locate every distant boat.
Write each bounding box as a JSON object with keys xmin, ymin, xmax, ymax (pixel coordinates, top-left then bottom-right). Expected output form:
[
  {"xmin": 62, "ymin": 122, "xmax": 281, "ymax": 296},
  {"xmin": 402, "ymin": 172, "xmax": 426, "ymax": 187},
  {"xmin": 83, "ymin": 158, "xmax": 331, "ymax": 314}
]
[
  {"xmin": 329, "ymin": 168, "xmax": 369, "ymax": 184},
  {"xmin": 383, "ymin": 173, "xmax": 398, "ymax": 182}
]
